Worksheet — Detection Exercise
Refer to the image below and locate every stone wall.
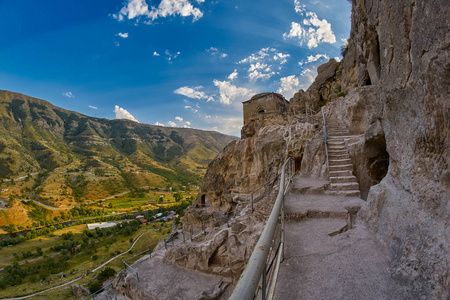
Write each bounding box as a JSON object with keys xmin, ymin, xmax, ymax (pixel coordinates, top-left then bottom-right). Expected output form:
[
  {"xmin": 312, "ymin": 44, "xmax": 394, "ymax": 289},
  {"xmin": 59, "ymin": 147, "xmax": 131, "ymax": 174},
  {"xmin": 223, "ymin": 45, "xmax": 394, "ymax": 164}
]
[{"xmin": 242, "ymin": 92, "xmax": 289, "ymax": 124}]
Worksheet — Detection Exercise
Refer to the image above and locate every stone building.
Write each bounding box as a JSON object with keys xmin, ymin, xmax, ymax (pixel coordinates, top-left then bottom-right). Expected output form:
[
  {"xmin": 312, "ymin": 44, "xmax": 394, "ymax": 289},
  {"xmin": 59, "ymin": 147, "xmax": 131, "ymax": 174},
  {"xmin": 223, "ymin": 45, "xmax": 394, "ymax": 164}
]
[{"xmin": 242, "ymin": 92, "xmax": 289, "ymax": 124}]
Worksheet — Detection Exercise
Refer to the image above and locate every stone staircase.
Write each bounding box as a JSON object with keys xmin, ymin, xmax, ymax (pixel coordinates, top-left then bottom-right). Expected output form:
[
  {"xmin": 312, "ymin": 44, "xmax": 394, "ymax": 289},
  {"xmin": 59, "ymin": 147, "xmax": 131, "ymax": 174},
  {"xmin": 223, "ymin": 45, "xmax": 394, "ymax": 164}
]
[
  {"xmin": 325, "ymin": 118, "xmax": 361, "ymax": 197},
  {"xmin": 274, "ymin": 176, "xmax": 405, "ymax": 299}
]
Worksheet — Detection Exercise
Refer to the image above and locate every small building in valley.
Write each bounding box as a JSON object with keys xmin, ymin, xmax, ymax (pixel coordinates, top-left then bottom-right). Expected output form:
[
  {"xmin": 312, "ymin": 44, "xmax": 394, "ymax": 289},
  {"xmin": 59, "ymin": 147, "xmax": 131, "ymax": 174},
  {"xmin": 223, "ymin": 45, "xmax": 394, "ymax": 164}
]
[
  {"xmin": 242, "ymin": 92, "xmax": 289, "ymax": 124},
  {"xmin": 86, "ymin": 222, "xmax": 116, "ymax": 230}
]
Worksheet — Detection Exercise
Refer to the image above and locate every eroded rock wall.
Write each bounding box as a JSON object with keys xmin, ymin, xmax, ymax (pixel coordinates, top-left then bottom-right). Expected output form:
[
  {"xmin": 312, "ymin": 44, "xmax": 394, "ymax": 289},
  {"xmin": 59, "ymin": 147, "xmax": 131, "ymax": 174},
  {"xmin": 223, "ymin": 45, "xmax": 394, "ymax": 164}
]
[
  {"xmin": 349, "ymin": 0, "xmax": 450, "ymax": 298},
  {"xmin": 168, "ymin": 114, "xmax": 324, "ymax": 281}
]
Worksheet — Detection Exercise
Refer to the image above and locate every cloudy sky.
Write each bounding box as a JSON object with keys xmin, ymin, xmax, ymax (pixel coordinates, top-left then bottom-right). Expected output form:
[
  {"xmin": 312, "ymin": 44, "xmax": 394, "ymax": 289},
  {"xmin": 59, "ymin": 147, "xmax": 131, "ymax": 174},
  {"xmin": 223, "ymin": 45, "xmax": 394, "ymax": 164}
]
[{"xmin": 0, "ymin": 0, "xmax": 351, "ymax": 136}]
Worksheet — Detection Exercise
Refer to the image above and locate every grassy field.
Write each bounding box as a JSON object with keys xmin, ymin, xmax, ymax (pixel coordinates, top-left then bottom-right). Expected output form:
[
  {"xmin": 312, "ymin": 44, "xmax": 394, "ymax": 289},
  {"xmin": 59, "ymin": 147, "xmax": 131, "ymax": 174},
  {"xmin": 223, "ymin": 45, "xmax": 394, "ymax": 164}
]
[
  {"xmin": 0, "ymin": 221, "xmax": 173, "ymax": 299},
  {"xmin": 0, "ymin": 225, "xmax": 86, "ymax": 268}
]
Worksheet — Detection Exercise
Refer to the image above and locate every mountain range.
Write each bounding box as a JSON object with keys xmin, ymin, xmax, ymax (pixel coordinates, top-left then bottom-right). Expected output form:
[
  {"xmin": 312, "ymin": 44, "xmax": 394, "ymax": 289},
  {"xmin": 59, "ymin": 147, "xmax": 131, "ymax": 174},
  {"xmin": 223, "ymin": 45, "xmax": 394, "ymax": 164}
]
[{"xmin": 0, "ymin": 90, "xmax": 238, "ymax": 204}]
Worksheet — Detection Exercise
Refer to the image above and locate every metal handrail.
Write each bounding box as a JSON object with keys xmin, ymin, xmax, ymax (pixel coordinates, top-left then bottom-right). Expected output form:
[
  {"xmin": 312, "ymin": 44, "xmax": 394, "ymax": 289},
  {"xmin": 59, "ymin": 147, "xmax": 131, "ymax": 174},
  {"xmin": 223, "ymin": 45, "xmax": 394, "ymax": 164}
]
[
  {"xmin": 230, "ymin": 157, "xmax": 293, "ymax": 300},
  {"xmin": 294, "ymin": 106, "xmax": 318, "ymax": 122},
  {"xmin": 251, "ymin": 175, "xmax": 278, "ymax": 212},
  {"xmin": 321, "ymin": 107, "xmax": 329, "ymax": 180}
]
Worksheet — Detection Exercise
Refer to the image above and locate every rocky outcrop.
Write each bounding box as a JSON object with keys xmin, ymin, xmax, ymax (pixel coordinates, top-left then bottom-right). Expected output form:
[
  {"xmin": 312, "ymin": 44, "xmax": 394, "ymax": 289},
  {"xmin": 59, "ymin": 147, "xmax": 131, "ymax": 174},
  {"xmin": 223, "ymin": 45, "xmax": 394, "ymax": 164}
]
[
  {"xmin": 166, "ymin": 117, "xmax": 324, "ymax": 281},
  {"xmin": 314, "ymin": 1, "xmax": 450, "ymax": 298},
  {"xmin": 290, "ymin": 59, "xmax": 341, "ymax": 113}
]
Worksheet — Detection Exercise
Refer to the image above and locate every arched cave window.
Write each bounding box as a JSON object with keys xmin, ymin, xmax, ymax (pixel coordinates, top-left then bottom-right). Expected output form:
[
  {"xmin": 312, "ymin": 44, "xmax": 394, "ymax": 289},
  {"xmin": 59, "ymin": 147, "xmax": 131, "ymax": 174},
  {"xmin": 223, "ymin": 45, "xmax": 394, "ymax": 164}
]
[{"xmin": 256, "ymin": 107, "xmax": 266, "ymax": 114}]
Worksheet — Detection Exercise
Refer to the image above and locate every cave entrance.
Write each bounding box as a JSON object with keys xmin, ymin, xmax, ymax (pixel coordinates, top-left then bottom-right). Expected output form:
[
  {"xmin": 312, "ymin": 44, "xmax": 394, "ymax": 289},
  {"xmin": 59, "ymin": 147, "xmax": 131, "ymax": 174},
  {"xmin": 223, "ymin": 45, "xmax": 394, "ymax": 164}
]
[
  {"xmin": 366, "ymin": 135, "xmax": 389, "ymax": 184},
  {"xmin": 201, "ymin": 194, "xmax": 206, "ymax": 206},
  {"xmin": 294, "ymin": 154, "xmax": 303, "ymax": 173}
]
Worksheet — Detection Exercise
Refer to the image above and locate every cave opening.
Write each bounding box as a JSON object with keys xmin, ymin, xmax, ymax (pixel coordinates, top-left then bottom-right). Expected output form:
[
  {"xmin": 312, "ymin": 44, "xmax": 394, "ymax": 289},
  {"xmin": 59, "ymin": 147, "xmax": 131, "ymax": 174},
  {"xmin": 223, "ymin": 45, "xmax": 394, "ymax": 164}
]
[
  {"xmin": 365, "ymin": 135, "xmax": 389, "ymax": 184},
  {"xmin": 294, "ymin": 154, "xmax": 303, "ymax": 174},
  {"xmin": 201, "ymin": 194, "xmax": 206, "ymax": 206}
]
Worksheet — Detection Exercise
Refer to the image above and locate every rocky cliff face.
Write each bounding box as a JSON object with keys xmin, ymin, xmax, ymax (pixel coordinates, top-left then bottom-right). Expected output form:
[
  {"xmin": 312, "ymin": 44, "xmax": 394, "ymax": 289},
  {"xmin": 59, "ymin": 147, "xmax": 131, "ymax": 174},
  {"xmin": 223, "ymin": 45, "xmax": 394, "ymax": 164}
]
[
  {"xmin": 323, "ymin": 0, "xmax": 449, "ymax": 298},
  {"xmin": 110, "ymin": 0, "xmax": 448, "ymax": 298},
  {"xmin": 166, "ymin": 114, "xmax": 325, "ymax": 281},
  {"xmin": 181, "ymin": 0, "xmax": 449, "ymax": 296}
]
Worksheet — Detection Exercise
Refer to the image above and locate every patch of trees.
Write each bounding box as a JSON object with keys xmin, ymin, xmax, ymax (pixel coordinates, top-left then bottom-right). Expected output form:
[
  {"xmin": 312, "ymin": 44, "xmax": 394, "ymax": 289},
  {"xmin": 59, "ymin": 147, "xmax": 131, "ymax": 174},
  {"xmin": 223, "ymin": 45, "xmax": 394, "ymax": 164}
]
[
  {"xmin": 88, "ymin": 267, "xmax": 116, "ymax": 293},
  {"xmin": 69, "ymin": 205, "xmax": 104, "ymax": 218}
]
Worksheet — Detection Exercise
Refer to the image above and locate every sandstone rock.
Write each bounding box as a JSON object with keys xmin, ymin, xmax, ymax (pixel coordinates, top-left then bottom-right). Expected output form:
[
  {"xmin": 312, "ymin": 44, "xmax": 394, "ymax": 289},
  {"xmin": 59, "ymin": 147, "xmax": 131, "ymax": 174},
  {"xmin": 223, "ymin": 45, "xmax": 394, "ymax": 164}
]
[
  {"xmin": 349, "ymin": 0, "xmax": 450, "ymax": 298},
  {"xmin": 290, "ymin": 59, "xmax": 340, "ymax": 113}
]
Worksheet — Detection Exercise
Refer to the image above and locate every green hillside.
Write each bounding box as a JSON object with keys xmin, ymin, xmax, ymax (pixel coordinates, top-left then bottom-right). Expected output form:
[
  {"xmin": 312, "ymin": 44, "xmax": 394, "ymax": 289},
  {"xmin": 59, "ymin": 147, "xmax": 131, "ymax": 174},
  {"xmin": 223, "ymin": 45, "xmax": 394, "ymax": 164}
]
[{"xmin": 0, "ymin": 90, "xmax": 238, "ymax": 207}]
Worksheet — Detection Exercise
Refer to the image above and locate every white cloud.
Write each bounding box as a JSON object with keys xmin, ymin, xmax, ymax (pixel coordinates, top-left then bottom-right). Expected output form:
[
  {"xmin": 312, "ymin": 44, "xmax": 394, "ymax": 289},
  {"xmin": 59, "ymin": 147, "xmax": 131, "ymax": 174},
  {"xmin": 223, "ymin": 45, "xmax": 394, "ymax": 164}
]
[
  {"xmin": 165, "ymin": 50, "xmax": 180, "ymax": 61},
  {"xmin": 238, "ymin": 47, "xmax": 272, "ymax": 64},
  {"xmin": 175, "ymin": 86, "xmax": 208, "ymax": 99},
  {"xmin": 183, "ymin": 124, "xmax": 190, "ymax": 128},
  {"xmin": 300, "ymin": 67, "xmax": 317, "ymax": 87},
  {"xmin": 63, "ymin": 92, "xmax": 74, "ymax": 98},
  {"xmin": 228, "ymin": 69, "xmax": 238, "ymax": 81},
  {"xmin": 114, "ymin": 105, "xmax": 139, "ymax": 122},
  {"xmin": 206, "ymin": 116, "xmax": 242, "ymax": 135},
  {"xmin": 155, "ymin": 122, "xmax": 165, "ymax": 126},
  {"xmin": 175, "ymin": 116, "xmax": 183, "ymax": 122},
  {"xmin": 184, "ymin": 105, "xmax": 199, "ymax": 113},
  {"xmin": 294, "ymin": 0, "xmax": 306, "ymax": 14},
  {"xmin": 273, "ymin": 52, "xmax": 290, "ymax": 64},
  {"xmin": 247, "ymin": 62, "xmax": 275, "ymax": 83},
  {"xmin": 307, "ymin": 53, "xmax": 330, "ymax": 63},
  {"xmin": 206, "ymin": 47, "xmax": 228, "ymax": 58},
  {"xmin": 114, "ymin": 41, "xmax": 120, "ymax": 47},
  {"xmin": 238, "ymin": 47, "xmax": 289, "ymax": 82},
  {"xmin": 89, "ymin": 105, "xmax": 98, "ymax": 109},
  {"xmin": 113, "ymin": 0, "xmax": 204, "ymax": 23},
  {"xmin": 117, "ymin": 32, "xmax": 129, "ymax": 38},
  {"xmin": 277, "ymin": 75, "xmax": 300, "ymax": 99},
  {"xmin": 334, "ymin": 56, "xmax": 341, "ymax": 62},
  {"xmin": 283, "ymin": 10, "xmax": 336, "ymax": 48},
  {"xmin": 185, "ymin": 121, "xmax": 191, "ymax": 126},
  {"xmin": 153, "ymin": 51, "xmax": 160, "ymax": 56},
  {"xmin": 213, "ymin": 80, "xmax": 253, "ymax": 105},
  {"xmin": 167, "ymin": 121, "xmax": 177, "ymax": 127}
]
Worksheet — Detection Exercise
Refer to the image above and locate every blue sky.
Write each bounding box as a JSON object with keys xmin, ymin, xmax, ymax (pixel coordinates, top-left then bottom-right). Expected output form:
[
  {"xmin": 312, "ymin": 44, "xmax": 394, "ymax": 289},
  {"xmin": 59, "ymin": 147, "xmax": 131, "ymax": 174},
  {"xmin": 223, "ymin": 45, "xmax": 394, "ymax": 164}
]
[{"xmin": 0, "ymin": 0, "xmax": 351, "ymax": 136}]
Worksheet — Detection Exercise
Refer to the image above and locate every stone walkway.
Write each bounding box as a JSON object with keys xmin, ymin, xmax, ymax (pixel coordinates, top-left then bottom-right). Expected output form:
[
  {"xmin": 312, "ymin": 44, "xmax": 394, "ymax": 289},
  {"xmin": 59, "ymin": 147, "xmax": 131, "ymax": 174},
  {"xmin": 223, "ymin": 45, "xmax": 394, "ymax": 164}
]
[{"xmin": 273, "ymin": 177, "xmax": 405, "ymax": 300}]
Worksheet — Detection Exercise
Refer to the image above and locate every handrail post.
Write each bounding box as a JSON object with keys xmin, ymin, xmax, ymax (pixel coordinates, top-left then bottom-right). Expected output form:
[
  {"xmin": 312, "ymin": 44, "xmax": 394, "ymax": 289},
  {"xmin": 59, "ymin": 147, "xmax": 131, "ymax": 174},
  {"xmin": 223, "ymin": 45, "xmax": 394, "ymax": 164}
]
[
  {"xmin": 251, "ymin": 193, "xmax": 254, "ymax": 213},
  {"xmin": 261, "ymin": 260, "xmax": 267, "ymax": 300}
]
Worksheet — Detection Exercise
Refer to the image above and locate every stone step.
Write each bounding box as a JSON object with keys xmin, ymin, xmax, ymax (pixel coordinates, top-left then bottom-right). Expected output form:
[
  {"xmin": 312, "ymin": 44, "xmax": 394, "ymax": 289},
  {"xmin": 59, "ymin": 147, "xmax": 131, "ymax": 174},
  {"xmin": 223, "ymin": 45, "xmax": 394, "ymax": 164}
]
[
  {"xmin": 328, "ymin": 145, "xmax": 346, "ymax": 150},
  {"xmin": 329, "ymin": 170, "xmax": 353, "ymax": 177},
  {"xmin": 328, "ymin": 141, "xmax": 345, "ymax": 146},
  {"xmin": 329, "ymin": 153, "xmax": 350, "ymax": 160},
  {"xmin": 328, "ymin": 135, "xmax": 361, "ymax": 139},
  {"xmin": 329, "ymin": 164, "xmax": 354, "ymax": 172},
  {"xmin": 329, "ymin": 158, "xmax": 352, "ymax": 166},
  {"xmin": 325, "ymin": 190, "xmax": 361, "ymax": 197},
  {"xmin": 327, "ymin": 149, "xmax": 348, "ymax": 154},
  {"xmin": 329, "ymin": 182, "xmax": 360, "ymax": 191},
  {"xmin": 330, "ymin": 176, "xmax": 358, "ymax": 184},
  {"xmin": 326, "ymin": 124, "xmax": 347, "ymax": 129}
]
